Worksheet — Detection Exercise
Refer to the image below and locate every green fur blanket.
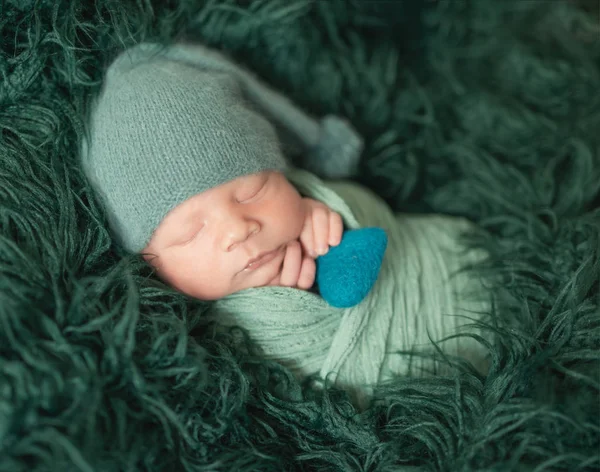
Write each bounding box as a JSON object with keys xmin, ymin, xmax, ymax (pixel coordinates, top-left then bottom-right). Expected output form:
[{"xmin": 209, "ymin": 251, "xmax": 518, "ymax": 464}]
[{"xmin": 1, "ymin": 0, "xmax": 598, "ymax": 471}]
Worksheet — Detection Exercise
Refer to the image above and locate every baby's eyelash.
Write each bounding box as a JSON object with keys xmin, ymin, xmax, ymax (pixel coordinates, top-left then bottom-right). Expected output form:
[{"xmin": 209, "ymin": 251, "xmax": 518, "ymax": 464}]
[
  {"xmin": 237, "ymin": 177, "xmax": 268, "ymax": 203},
  {"xmin": 181, "ymin": 233, "xmax": 197, "ymax": 245},
  {"xmin": 179, "ymin": 225, "xmax": 204, "ymax": 246}
]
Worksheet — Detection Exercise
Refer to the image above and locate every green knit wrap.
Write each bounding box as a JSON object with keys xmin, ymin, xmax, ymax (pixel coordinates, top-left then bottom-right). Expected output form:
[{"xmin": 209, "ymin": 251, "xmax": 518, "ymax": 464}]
[{"xmin": 208, "ymin": 169, "xmax": 492, "ymax": 408}]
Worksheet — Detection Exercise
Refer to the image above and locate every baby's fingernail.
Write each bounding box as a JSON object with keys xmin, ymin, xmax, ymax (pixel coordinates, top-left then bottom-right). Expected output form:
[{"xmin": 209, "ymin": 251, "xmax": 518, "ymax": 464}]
[{"xmin": 318, "ymin": 246, "xmax": 327, "ymax": 255}]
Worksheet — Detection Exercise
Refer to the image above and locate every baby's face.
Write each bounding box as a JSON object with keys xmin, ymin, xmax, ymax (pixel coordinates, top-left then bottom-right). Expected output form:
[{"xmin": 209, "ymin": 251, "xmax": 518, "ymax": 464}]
[{"xmin": 142, "ymin": 171, "xmax": 306, "ymax": 300}]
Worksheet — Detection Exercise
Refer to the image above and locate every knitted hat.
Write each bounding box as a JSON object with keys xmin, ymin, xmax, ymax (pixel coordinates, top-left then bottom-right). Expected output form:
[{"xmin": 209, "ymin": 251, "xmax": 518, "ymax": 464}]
[{"xmin": 82, "ymin": 42, "xmax": 363, "ymax": 253}]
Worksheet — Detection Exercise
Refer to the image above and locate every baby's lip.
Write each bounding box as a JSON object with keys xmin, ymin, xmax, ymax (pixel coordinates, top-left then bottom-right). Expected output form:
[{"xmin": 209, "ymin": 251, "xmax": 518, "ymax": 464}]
[{"xmin": 243, "ymin": 246, "xmax": 283, "ymax": 272}]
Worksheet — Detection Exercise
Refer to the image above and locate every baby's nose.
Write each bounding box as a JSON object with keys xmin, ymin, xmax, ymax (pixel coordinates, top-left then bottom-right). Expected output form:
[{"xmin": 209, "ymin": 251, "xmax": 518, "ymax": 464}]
[{"xmin": 222, "ymin": 218, "xmax": 260, "ymax": 252}]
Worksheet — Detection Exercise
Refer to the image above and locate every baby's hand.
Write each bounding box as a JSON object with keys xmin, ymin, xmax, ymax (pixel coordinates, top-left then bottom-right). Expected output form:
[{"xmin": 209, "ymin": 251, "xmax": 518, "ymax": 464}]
[
  {"xmin": 267, "ymin": 240, "xmax": 316, "ymax": 290},
  {"xmin": 299, "ymin": 198, "xmax": 343, "ymax": 258},
  {"xmin": 267, "ymin": 199, "xmax": 343, "ymax": 290}
]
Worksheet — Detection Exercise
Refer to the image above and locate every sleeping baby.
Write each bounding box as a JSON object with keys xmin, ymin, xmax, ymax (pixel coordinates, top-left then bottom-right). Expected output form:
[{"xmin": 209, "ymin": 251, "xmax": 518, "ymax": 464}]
[{"xmin": 82, "ymin": 41, "xmax": 492, "ymax": 407}]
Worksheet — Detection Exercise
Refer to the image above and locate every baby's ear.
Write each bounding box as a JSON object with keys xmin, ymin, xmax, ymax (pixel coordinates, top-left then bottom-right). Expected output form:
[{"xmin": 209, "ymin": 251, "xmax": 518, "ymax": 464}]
[{"xmin": 140, "ymin": 249, "xmax": 159, "ymax": 267}]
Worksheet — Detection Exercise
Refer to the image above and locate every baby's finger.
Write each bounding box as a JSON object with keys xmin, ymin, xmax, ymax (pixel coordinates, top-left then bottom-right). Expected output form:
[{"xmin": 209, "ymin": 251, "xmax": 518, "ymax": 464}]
[
  {"xmin": 312, "ymin": 206, "xmax": 330, "ymax": 256},
  {"xmin": 299, "ymin": 211, "xmax": 316, "ymax": 258},
  {"xmin": 296, "ymin": 256, "xmax": 316, "ymax": 290},
  {"xmin": 279, "ymin": 241, "xmax": 302, "ymax": 287},
  {"xmin": 328, "ymin": 211, "xmax": 344, "ymax": 247}
]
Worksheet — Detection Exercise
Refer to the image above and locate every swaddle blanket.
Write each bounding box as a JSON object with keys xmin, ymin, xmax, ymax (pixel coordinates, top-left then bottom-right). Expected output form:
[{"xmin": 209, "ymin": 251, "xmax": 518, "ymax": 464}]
[{"xmin": 207, "ymin": 169, "xmax": 491, "ymax": 406}]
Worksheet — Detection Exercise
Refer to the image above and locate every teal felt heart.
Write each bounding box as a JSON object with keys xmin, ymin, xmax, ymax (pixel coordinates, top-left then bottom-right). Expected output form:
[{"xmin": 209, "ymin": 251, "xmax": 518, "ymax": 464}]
[{"xmin": 316, "ymin": 227, "xmax": 388, "ymax": 308}]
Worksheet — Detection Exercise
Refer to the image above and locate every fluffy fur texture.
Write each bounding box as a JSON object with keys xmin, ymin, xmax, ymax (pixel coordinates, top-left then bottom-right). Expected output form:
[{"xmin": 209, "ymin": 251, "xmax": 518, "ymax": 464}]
[{"xmin": 0, "ymin": 0, "xmax": 598, "ymax": 470}]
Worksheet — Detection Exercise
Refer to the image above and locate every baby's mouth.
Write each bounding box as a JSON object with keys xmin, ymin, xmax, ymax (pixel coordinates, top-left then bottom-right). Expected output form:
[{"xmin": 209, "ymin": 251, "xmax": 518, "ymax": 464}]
[{"xmin": 243, "ymin": 246, "xmax": 284, "ymax": 272}]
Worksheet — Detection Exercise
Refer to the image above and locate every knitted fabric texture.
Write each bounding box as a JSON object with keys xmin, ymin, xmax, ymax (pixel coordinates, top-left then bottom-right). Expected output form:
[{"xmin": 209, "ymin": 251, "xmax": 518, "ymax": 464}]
[{"xmin": 82, "ymin": 42, "xmax": 364, "ymax": 253}]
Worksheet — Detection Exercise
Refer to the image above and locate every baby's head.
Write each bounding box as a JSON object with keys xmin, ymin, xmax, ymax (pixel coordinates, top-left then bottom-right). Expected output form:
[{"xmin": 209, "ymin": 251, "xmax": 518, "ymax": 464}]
[
  {"xmin": 82, "ymin": 45, "xmax": 306, "ymax": 299},
  {"xmin": 141, "ymin": 170, "xmax": 305, "ymax": 300}
]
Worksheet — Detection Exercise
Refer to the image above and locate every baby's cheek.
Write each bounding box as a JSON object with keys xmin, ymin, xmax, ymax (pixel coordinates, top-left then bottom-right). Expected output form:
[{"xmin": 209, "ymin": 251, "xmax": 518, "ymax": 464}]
[
  {"xmin": 161, "ymin": 251, "xmax": 229, "ymax": 300},
  {"xmin": 289, "ymin": 195, "xmax": 308, "ymax": 239},
  {"xmin": 185, "ymin": 270, "xmax": 232, "ymax": 300},
  {"xmin": 265, "ymin": 194, "xmax": 303, "ymax": 241}
]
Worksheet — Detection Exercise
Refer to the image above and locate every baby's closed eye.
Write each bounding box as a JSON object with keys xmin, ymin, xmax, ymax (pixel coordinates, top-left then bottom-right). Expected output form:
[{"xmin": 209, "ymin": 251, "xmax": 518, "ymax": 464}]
[
  {"xmin": 172, "ymin": 223, "xmax": 205, "ymax": 247},
  {"xmin": 236, "ymin": 174, "xmax": 269, "ymax": 203}
]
